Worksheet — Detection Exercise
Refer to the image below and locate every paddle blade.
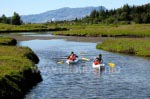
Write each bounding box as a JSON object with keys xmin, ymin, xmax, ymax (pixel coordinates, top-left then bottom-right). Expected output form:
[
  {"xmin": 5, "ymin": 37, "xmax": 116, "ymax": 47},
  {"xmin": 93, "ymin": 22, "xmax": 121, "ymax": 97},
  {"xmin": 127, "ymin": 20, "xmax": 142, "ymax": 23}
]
[
  {"xmin": 108, "ymin": 63, "xmax": 115, "ymax": 67},
  {"xmin": 57, "ymin": 61, "xmax": 63, "ymax": 64},
  {"xmin": 82, "ymin": 58, "xmax": 90, "ymax": 61}
]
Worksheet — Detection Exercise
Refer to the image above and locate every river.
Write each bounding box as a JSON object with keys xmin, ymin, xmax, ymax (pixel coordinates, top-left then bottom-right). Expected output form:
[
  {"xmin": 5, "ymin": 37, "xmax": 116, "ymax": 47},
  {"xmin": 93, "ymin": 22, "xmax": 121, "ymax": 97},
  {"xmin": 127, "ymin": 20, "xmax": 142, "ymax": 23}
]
[{"xmin": 4, "ymin": 32, "xmax": 150, "ymax": 99}]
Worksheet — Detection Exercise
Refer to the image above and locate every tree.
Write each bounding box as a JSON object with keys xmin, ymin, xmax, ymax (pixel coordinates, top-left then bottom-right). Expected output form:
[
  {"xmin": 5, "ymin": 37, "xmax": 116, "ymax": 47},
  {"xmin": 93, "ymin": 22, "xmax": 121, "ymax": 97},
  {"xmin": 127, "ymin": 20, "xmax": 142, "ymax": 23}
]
[
  {"xmin": 81, "ymin": 3, "xmax": 150, "ymax": 24},
  {"xmin": 11, "ymin": 12, "xmax": 22, "ymax": 25},
  {"xmin": 90, "ymin": 9, "xmax": 99, "ymax": 18},
  {"xmin": 0, "ymin": 17, "xmax": 2, "ymax": 23},
  {"xmin": 142, "ymin": 13, "xmax": 150, "ymax": 23},
  {"xmin": 1, "ymin": 14, "xmax": 8, "ymax": 24},
  {"xmin": 7, "ymin": 17, "xmax": 11, "ymax": 24},
  {"xmin": 133, "ymin": 14, "xmax": 142, "ymax": 23},
  {"xmin": 105, "ymin": 17, "xmax": 115, "ymax": 24},
  {"xmin": 119, "ymin": 12, "xmax": 128, "ymax": 21},
  {"xmin": 122, "ymin": 4, "xmax": 130, "ymax": 14},
  {"xmin": 75, "ymin": 17, "xmax": 78, "ymax": 23}
]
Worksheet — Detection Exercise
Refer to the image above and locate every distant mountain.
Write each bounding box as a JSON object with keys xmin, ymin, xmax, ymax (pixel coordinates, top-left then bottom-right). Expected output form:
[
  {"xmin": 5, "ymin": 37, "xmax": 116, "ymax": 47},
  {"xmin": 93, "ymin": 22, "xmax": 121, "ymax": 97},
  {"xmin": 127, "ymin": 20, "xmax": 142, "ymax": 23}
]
[{"xmin": 21, "ymin": 6, "xmax": 106, "ymax": 23}]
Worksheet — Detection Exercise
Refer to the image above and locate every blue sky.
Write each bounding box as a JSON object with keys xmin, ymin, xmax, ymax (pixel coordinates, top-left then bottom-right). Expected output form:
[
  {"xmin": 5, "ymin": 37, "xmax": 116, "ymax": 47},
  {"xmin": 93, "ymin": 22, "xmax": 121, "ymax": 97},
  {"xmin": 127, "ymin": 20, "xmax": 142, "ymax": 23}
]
[{"xmin": 0, "ymin": 0, "xmax": 149, "ymax": 16}]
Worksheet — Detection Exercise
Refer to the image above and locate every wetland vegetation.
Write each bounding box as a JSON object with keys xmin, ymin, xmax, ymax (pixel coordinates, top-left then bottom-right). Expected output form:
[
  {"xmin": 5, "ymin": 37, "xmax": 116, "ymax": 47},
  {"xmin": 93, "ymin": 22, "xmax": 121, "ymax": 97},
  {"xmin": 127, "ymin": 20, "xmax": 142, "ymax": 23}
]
[
  {"xmin": 0, "ymin": 37, "xmax": 42, "ymax": 98},
  {"xmin": 96, "ymin": 38, "xmax": 150, "ymax": 57}
]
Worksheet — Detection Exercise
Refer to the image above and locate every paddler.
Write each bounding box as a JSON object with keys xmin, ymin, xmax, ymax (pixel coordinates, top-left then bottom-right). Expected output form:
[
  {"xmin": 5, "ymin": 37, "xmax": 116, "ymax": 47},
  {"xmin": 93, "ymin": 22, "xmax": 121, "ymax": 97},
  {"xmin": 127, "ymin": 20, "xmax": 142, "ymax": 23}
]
[
  {"xmin": 67, "ymin": 52, "xmax": 78, "ymax": 61},
  {"xmin": 94, "ymin": 54, "xmax": 103, "ymax": 65}
]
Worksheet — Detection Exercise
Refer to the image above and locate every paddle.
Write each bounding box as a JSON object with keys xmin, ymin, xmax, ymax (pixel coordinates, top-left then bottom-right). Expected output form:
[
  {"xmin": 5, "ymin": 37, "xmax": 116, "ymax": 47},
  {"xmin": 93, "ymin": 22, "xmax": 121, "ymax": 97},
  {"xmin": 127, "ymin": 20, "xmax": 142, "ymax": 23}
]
[
  {"xmin": 57, "ymin": 60, "xmax": 63, "ymax": 64},
  {"xmin": 108, "ymin": 62, "xmax": 115, "ymax": 67},
  {"xmin": 108, "ymin": 62, "xmax": 115, "ymax": 72},
  {"xmin": 81, "ymin": 57, "xmax": 90, "ymax": 61}
]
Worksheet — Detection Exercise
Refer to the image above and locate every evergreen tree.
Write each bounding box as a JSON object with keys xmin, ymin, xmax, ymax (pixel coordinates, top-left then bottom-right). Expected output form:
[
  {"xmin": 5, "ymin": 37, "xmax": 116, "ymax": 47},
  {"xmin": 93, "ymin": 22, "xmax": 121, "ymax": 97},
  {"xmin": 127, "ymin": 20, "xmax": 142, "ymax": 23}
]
[
  {"xmin": 7, "ymin": 17, "xmax": 11, "ymax": 24},
  {"xmin": 0, "ymin": 18, "xmax": 1, "ymax": 23},
  {"xmin": 75, "ymin": 17, "xmax": 78, "ymax": 23},
  {"xmin": 11, "ymin": 12, "xmax": 22, "ymax": 25},
  {"xmin": 143, "ymin": 13, "xmax": 150, "ymax": 23},
  {"xmin": 90, "ymin": 9, "xmax": 98, "ymax": 18},
  {"xmin": 1, "ymin": 14, "xmax": 8, "ymax": 24},
  {"xmin": 81, "ymin": 3, "xmax": 150, "ymax": 24}
]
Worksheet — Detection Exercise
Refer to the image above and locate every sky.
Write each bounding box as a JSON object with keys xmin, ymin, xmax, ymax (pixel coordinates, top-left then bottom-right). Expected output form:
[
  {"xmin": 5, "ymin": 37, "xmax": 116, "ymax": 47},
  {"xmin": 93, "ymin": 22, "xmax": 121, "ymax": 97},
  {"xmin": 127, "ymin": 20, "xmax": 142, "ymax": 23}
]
[{"xmin": 0, "ymin": 0, "xmax": 149, "ymax": 16}]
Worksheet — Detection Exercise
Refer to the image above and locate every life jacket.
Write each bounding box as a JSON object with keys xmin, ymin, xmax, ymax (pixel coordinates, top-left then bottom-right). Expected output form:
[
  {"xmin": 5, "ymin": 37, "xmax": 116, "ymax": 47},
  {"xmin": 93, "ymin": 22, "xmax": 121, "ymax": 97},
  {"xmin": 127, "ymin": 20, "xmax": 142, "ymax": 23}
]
[
  {"xmin": 69, "ymin": 54, "xmax": 76, "ymax": 60},
  {"xmin": 94, "ymin": 59, "xmax": 100, "ymax": 65},
  {"xmin": 94, "ymin": 61, "xmax": 100, "ymax": 65}
]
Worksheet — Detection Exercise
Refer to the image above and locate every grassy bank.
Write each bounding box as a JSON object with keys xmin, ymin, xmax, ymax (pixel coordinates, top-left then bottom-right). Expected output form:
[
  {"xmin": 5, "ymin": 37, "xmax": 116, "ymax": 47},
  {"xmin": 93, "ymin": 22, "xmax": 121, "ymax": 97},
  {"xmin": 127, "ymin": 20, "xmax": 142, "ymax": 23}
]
[
  {"xmin": 96, "ymin": 38, "xmax": 150, "ymax": 57},
  {"xmin": 0, "ymin": 37, "xmax": 42, "ymax": 98},
  {"xmin": 53, "ymin": 24, "xmax": 150, "ymax": 37},
  {"xmin": 0, "ymin": 36, "xmax": 17, "ymax": 45},
  {"xmin": 1, "ymin": 23, "xmax": 150, "ymax": 37},
  {"xmin": 0, "ymin": 23, "xmax": 67, "ymax": 33}
]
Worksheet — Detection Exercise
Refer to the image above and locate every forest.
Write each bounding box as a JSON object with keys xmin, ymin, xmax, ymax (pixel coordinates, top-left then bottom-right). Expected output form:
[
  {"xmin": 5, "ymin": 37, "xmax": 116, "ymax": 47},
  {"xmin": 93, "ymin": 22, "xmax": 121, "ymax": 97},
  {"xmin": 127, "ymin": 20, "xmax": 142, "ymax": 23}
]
[{"xmin": 80, "ymin": 3, "xmax": 150, "ymax": 24}]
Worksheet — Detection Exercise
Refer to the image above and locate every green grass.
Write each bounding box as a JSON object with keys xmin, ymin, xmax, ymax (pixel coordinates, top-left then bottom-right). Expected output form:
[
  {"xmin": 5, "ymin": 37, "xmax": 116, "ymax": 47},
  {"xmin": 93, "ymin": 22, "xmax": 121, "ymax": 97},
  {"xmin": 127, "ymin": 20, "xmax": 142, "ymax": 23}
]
[
  {"xmin": 0, "ymin": 23, "xmax": 66, "ymax": 33},
  {"xmin": 53, "ymin": 24, "xmax": 150, "ymax": 37},
  {"xmin": 0, "ymin": 46, "xmax": 38, "ymax": 78},
  {"xmin": 0, "ymin": 36, "xmax": 14, "ymax": 43},
  {"xmin": 0, "ymin": 45, "xmax": 38, "ymax": 95},
  {"xmin": 0, "ymin": 37, "xmax": 41, "ymax": 97},
  {"xmin": 0, "ymin": 36, "xmax": 17, "ymax": 45},
  {"xmin": 2, "ymin": 23, "xmax": 150, "ymax": 37},
  {"xmin": 96, "ymin": 38, "xmax": 150, "ymax": 57}
]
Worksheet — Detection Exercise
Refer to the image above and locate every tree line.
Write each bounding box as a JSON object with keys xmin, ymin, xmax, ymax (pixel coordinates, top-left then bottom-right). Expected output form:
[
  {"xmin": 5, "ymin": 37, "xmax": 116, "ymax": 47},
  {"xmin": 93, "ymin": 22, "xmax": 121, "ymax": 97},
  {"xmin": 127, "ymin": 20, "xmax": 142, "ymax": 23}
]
[
  {"xmin": 0, "ymin": 12, "xmax": 22, "ymax": 25},
  {"xmin": 81, "ymin": 3, "xmax": 150, "ymax": 24}
]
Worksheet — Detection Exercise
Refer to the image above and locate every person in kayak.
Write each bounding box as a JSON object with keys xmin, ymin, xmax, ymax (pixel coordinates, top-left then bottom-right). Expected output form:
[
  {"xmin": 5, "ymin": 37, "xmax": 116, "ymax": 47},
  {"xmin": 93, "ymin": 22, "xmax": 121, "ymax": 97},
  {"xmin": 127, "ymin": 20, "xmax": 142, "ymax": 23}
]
[
  {"xmin": 67, "ymin": 52, "xmax": 78, "ymax": 61},
  {"xmin": 94, "ymin": 54, "xmax": 103, "ymax": 65}
]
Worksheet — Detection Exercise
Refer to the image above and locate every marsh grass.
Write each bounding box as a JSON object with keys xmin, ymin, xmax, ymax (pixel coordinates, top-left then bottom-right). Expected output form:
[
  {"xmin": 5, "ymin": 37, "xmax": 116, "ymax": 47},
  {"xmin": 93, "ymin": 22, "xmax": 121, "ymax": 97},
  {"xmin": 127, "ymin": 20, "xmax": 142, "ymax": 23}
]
[
  {"xmin": 53, "ymin": 24, "xmax": 150, "ymax": 37},
  {"xmin": 96, "ymin": 38, "xmax": 150, "ymax": 57},
  {"xmin": 0, "ymin": 37, "xmax": 41, "ymax": 98},
  {"xmin": 0, "ymin": 37, "xmax": 39, "ymax": 88},
  {"xmin": 0, "ymin": 23, "xmax": 65, "ymax": 33},
  {"xmin": 0, "ymin": 36, "xmax": 17, "ymax": 45},
  {"xmin": 0, "ymin": 46, "xmax": 38, "ymax": 78},
  {"xmin": 1, "ymin": 23, "xmax": 150, "ymax": 37}
]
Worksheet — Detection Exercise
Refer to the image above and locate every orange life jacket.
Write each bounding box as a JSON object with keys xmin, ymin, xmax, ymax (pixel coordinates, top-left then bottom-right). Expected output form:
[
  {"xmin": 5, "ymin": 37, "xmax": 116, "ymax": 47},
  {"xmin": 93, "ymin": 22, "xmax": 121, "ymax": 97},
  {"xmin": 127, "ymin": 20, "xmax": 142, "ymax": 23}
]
[
  {"xmin": 94, "ymin": 60, "xmax": 100, "ymax": 65},
  {"xmin": 69, "ymin": 54, "xmax": 76, "ymax": 60}
]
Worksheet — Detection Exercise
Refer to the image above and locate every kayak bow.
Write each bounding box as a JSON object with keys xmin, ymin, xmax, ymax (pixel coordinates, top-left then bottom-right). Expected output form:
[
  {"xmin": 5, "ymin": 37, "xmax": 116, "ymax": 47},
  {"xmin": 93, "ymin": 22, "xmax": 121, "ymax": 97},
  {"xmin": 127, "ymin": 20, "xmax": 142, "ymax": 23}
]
[
  {"xmin": 92, "ymin": 63, "xmax": 105, "ymax": 70},
  {"xmin": 66, "ymin": 58, "xmax": 78, "ymax": 64}
]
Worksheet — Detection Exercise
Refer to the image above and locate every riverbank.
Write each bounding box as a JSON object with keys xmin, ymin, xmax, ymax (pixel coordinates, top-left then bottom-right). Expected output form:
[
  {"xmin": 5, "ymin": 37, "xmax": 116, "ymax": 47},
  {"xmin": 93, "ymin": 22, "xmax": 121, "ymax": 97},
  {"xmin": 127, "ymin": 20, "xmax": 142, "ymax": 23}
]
[
  {"xmin": 0, "ymin": 37, "xmax": 42, "ymax": 98},
  {"xmin": 0, "ymin": 36, "xmax": 17, "ymax": 45},
  {"xmin": 0, "ymin": 23, "xmax": 67, "ymax": 33},
  {"xmin": 96, "ymin": 38, "xmax": 150, "ymax": 57},
  {"xmin": 53, "ymin": 24, "xmax": 150, "ymax": 37},
  {"xmin": 1, "ymin": 23, "xmax": 150, "ymax": 38}
]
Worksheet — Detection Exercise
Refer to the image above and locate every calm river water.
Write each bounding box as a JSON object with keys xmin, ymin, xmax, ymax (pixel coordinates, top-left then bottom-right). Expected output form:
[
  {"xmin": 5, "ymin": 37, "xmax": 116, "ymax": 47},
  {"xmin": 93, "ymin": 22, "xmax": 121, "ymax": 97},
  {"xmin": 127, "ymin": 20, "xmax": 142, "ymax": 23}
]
[{"xmin": 16, "ymin": 33, "xmax": 150, "ymax": 99}]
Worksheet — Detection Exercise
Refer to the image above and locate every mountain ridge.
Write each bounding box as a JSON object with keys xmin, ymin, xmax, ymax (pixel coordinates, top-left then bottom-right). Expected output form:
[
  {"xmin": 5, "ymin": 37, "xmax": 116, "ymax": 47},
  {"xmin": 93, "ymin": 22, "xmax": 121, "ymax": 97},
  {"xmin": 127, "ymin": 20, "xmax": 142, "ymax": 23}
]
[{"xmin": 21, "ymin": 6, "xmax": 106, "ymax": 23}]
